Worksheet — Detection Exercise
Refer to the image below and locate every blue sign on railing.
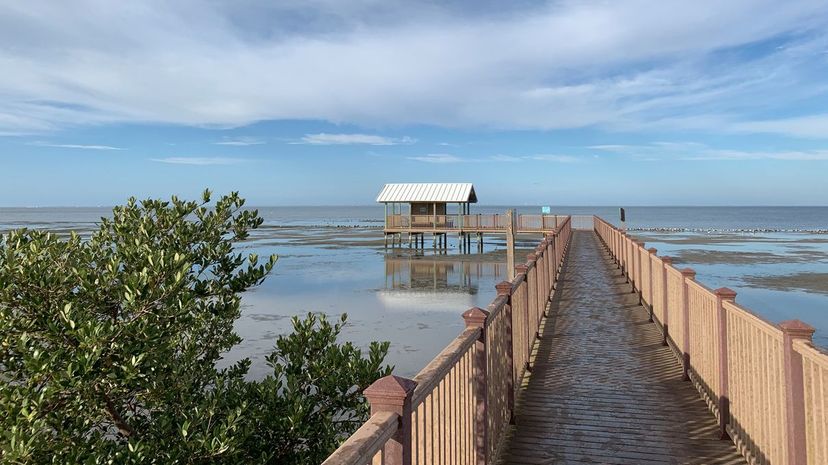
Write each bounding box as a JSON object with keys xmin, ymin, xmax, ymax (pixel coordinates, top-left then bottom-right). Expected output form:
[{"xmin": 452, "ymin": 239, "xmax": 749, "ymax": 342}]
[{"xmin": 541, "ymin": 206, "xmax": 551, "ymax": 214}]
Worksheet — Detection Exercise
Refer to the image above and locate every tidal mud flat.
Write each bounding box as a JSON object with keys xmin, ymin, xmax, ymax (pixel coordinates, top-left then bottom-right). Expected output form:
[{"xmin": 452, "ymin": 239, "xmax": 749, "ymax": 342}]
[
  {"xmin": 230, "ymin": 226, "xmax": 541, "ymax": 378},
  {"xmin": 636, "ymin": 231, "xmax": 828, "ymax": 347}
]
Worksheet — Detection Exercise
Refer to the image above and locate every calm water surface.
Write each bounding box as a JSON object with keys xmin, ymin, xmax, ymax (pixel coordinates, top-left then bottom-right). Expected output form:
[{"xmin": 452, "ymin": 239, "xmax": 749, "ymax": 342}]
[{"xmin": 2, "ymin": 206, "xmax": 827, "ymax": 377}]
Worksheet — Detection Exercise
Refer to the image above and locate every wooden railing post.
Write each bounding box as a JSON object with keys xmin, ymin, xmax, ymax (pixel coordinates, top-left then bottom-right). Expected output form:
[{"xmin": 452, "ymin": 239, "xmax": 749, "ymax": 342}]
[
  {"xmin": 515, "ymin": 264, "xmax": 530, "ymax": 373},
  {"xmin": 463, "ymin": 307, "xmax": 489, "ymax": 465},
  {"xmin": 363, "ymin": 375, "xmax": 418, "ymax": 465},
  {"xmin": 713, "ymin": 287, "xmax": 736, "ymax": 439},
  {"xmin": 661, "ymin": 256, "xmax": 672, "ymax": 346},
  {"xmin": 496, "ymin": 281, "xmax": 516, "ymax": 424},
  {"xmin": 636, "ymin": 241, "xmax": 645, "ymax": 303},
  {"xmin": 680, "ymin": 268, "xmax": 696, "ymax": 381},
  {"xmin": 780, "ymin": 319, "xmax": 816, "ymax": 465},
  {"xmin": 620, "ymin": 231, "xmax": 627, "ymax": 279},
  {"xmin": 647, "ymin": 247, "xmax": 657, "ymax": 321}
]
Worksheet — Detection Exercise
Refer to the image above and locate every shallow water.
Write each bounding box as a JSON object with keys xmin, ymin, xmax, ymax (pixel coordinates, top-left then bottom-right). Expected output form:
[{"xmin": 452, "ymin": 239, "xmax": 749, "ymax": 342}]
[
  {"xmin": 635, "ymin": 230, "xmax": 828, "ymax": 348},
  {"xmin": 2, "ymin": 206, "xmax": 827, "ymax": 377}
]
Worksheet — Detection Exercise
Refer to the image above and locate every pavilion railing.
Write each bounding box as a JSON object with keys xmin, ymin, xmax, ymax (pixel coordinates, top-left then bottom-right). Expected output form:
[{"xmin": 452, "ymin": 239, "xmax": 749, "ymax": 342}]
[
  {"xmin": 384, "ymin": 214, "xmax": 564, "ymax": 232},
  {"xmin": 323, "ymin": 216, "xmax": 572, "ymax": 465},
  {"xmin": 594, "ymin": 216, "xmax": 827, "ymax": 465}
]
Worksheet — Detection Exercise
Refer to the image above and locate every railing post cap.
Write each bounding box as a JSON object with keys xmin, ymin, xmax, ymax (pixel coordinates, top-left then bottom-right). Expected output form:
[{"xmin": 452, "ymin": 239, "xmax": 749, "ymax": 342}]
[
  {"xmin": 681, "ymin": 268, "xmax": 696, "ymax": 279},
  {"xmin": 779, "ymin": 320, "xmax": 816, "ymax": 339},
  {"xmin": 661, "ymin": 256, "xmax": 673, "ymax": 264},
  {"xmin": 714, "ymin": 287, "xmax": 737, "ymax": 300},
  {"xmin": 526, "ymin": 252, "xmax": 537, "ymax": 260},
  {"xmin": 648, "ymin": 247, "xmax": 657, "ymax": 254},
  {"xmin": 514, "ymin": 264, "xmax": 528, "ymax": 273},
  {"xmin": 495, "ymin": 281, "xmax": 513, "ymax": 296},
  {"xmin": 463, "ymin": 307, "xmax": 489, "ymax": 327},
  {"xmin": 364, "ymin": 375, "xmax": 417, "ymax": 404}
]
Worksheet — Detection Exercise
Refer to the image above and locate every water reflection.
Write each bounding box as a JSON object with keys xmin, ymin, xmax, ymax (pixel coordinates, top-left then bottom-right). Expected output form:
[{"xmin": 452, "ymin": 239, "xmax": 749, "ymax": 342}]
[{"xmin": 378, "ymin": 256, "xmax": 506, "ymax": 312}]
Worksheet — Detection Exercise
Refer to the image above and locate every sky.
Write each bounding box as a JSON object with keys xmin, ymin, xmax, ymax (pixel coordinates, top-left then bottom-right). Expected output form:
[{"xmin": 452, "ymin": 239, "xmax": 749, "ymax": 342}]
[{"xmin": 2, "ymin": 0, "xmax": 828, "ymax": 206}]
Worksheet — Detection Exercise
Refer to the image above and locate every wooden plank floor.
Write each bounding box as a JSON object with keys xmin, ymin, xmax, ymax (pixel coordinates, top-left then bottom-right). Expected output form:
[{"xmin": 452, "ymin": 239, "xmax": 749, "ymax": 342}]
[{"xmin": 498, "ymin": 231, "xmax": 747, "ymax": 465}]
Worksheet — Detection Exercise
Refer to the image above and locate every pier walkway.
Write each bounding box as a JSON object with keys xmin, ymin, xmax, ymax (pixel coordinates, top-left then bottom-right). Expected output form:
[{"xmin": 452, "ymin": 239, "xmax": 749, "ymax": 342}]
[
  {"xmin": 324, "ymin": 216, "xmax": 827, "ymax": 465},
  {"xmin": 498, "ymin": 231, "xmax": 745, "ymax": 464}
]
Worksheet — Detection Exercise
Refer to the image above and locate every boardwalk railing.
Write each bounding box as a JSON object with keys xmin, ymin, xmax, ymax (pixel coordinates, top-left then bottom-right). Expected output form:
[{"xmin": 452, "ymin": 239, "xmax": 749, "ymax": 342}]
[
  {"xmin": 323, "ymin": 217, "xmax": 573, "ymax": 465},
  {"xmin": 594, "ymin": 216, "xmax": 828, "ymax": 465}
]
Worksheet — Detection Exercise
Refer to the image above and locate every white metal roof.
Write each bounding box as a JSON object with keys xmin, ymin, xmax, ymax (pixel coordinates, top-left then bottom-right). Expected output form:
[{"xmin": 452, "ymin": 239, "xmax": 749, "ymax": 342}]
[{"xmin": 376, "ymin": 183, "xmax": 477, "ymax": 203}]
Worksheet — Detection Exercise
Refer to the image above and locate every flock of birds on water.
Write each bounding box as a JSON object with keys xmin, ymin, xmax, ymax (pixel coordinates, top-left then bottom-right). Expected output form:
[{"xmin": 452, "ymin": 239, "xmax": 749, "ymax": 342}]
[
  {"xmin": 265, "ymin": 224, "xmax": 828, "ymax": 234},
  {"xmin": 629, "ymin": 227, "xmax": 828, "ymax": 234}
]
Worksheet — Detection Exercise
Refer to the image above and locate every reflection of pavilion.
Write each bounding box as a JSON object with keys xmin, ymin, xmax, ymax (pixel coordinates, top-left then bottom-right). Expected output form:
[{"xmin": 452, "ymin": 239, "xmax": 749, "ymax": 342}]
[
  {"xmin": 378, "ymin": 256, "xmax": 505, "ymax": 312},
  {"xmin": 384, "ymin": 256, "xmax": 505, "ymax": 292}
]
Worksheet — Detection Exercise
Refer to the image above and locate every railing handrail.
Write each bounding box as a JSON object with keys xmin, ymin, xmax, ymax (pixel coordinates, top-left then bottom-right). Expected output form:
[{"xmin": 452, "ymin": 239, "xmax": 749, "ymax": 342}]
[
  {"xmin": 593, "ymin": 215, "xmax": 827, "ymax": 465},
  {"xmin": 411, "ymin": 327, "xmax": 479, "ymax": 407},
  {"xmin": 321, "ymin": 411, "xmax": 399, "ymax": 465}
]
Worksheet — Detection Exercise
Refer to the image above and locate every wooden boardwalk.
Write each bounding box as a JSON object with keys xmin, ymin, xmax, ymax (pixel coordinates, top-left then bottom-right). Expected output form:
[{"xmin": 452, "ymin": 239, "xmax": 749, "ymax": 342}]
[{"xmin": 499, "ymin": 231, "xmax": 747, "ymax": 465}]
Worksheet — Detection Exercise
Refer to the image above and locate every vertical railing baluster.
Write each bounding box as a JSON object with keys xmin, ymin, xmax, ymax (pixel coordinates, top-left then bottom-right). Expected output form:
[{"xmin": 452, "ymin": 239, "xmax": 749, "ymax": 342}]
[
  {"xmin": 515, "ymin": 264, "xmax": 530, "ymax": 375},
  {"xmin": 661, "ymin": 256, "xmax": 672, "ymax": 346},
  {"xmin": 681, "ymin": 268, "xmax": 696, "ymax": 381},
  {"xmin": 496, "ymin": 281, "xmax": 516, "ymax": 425},
  {"xmin": 647, "ymin": 247, "xmax": 657, "ymax": 321}
]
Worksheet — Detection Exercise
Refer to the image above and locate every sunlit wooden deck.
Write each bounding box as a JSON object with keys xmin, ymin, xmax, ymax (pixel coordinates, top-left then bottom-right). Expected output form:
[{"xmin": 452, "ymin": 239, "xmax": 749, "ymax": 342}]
[{"xmin": 498, "ymin": 231, "xmax": 746, "ymax": 464}]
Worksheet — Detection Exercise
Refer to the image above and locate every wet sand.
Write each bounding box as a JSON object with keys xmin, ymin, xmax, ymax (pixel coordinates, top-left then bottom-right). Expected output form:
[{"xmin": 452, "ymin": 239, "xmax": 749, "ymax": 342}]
[{"xmin": 743, "ymin": 273, "xmax": 828, "ymax": 295}]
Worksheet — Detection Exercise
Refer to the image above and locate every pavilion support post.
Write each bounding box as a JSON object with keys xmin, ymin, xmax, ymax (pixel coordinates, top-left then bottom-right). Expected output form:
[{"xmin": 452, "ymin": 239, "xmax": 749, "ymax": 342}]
[
  {"xmin": 661, "ymin": 256, "xmax": 672, "ymax": 346},
  {"xmin": 463, "ymin": 307, "xmax": 489, "ymax": 465},
  {"xmin": 363, "ymin": 375, "xmax": 417, "ymax": 465},
  {"xmin": 714, "ymin": 287, "xmax": 737, "ymax": 440},
  {"xmin": 780, "ymin": 320, "xmax": 815, "ymax": 465},
  {"xmin": 681, "ymin": 268, "xmax": 696, "ymax": 381}
]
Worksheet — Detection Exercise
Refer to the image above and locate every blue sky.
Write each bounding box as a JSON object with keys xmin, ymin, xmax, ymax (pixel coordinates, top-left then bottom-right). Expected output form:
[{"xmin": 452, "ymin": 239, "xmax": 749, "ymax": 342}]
[{"xmin": 2, "ymin": 0, "xmax": 828, "ymax": 206}]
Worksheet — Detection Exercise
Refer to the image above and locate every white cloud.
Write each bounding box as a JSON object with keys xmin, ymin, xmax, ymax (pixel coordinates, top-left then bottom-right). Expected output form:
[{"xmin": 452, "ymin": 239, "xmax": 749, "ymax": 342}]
[
  {"xmin": 295, "ymin": 133, "xmax": 416, "ymax": 145},
  {"xmin": 589, "ymin": 142, "xmax": 828, "ymax": 161},
  {"xmin": 213, "ymin": 136, "xmax": 265, "ymax": 146},
  {"xmin": 407, "ymin": 153, "xmax": 582, "ymax": 163},
  {"xmin": 150, "ymin": 157, "xmax": 247, "ymax": 165},
  {"xmin": 29, "ymin": 141, "xmax": 123, "ymax": 150},
  {"xmin": 682, "ymin": 149, "xmax": 828, "ymax": 161},
  {"xmin": 526, "ymin": 154, "xmax": 580, "ymax": 163},
  {"xmin": 0, "ymin": 1, "xmax": 827, "ymax": 134},
  {"xmin": 730, "ymin": 114, "xmax": 828, "ymax": 138},
  {"xmin": 488, "ymin": 154, "xmax": 522, "ymax": 162},
  {"xmin": 407, "ymin": 153, "xmax": 464, "ymax": 163}
]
